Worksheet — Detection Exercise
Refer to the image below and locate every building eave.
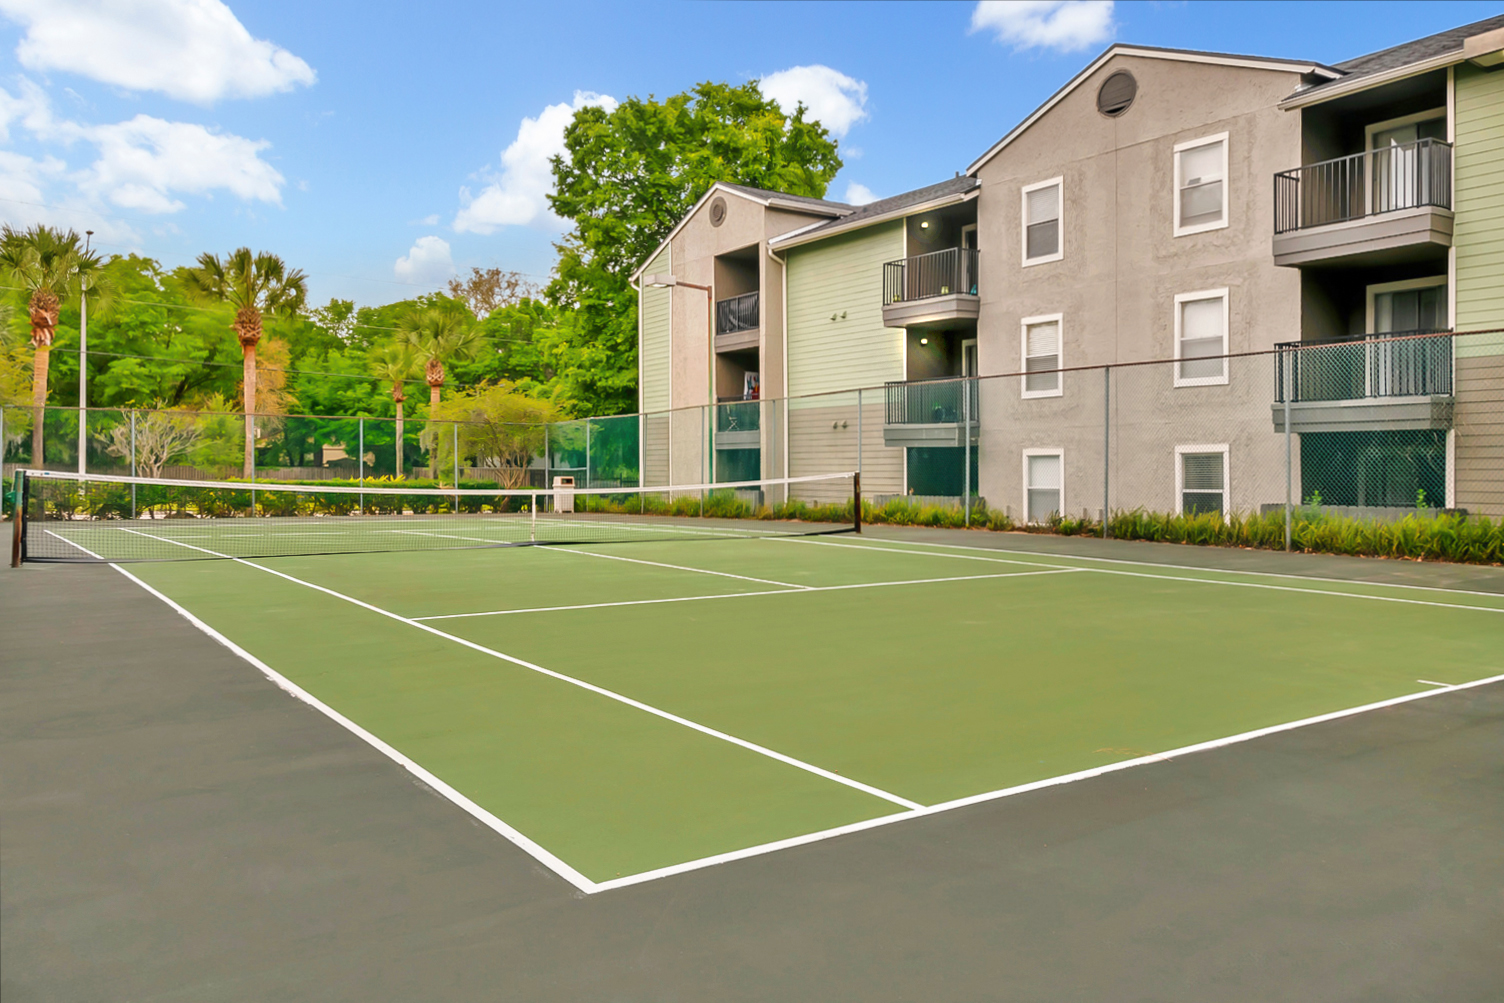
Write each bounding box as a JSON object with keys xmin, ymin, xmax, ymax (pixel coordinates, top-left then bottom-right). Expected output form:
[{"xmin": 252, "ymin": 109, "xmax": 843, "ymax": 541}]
[
  {"xmin": 1278, "ymin": 51, "xmax": 1464, "ymax": 109},
  {"xmin": 768, "ymin": 189, "xmax": 979, "ymax": 251}
]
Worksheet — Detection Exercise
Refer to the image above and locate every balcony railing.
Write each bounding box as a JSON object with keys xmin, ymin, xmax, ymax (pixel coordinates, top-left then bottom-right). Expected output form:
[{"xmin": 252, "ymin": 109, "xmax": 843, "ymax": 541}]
[
  {"xmin": 1274, "ymin": 331, "xmax": 1453, "ymax": 403},
  {"xmin": 883, "ymin": 248, "xmax": 980, "ymax": 305},
  {"xmin": 715, "ymin": 400, "xmax": 760, "ymax": 434},
  {"xmin": 1274, "ymin": 139, "xmax": 1452, "ymax": 234},
  {"xmin": 885, "ymin": 378, "xmax": 979, "ymax": 425},
  {"xmin": 715, "ymin": 291, "xmax": 759, "ymax": 336}
]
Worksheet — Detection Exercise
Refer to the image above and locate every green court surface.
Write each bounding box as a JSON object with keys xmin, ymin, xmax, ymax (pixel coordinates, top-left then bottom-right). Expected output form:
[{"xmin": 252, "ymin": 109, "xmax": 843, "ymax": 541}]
[{"xmin": 118, "ymin": 533, "xmax": 1504, "ymax": 891}]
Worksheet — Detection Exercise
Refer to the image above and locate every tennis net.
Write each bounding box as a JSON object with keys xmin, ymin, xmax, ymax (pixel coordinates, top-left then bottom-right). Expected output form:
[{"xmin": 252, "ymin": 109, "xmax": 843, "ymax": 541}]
[{"xmin": 9, "ymin": 469, "xmax": 862, "ymax": 564}]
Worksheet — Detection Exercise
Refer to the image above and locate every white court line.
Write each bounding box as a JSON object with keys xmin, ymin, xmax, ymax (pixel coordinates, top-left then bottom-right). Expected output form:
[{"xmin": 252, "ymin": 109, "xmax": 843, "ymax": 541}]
[
  {"xmin": 412, "ymin": 568, "xmax": 1081, "ymax": 621},
  {"xmin": 391, "ymin": 528, "xmax": 811, "ymax": 589},
  {"xmin": 594, "ymin": 668, "xmax": 1504, "ymax": 892},
  {"xmin": 104, "ymin": 562, "xmax": 598, "ymax": 895},
  {"xmin": 1417, "ymin": 679, "xmax": 1456, "ymax": 688},
  {"xmin": 43, "ymin": 528, "xmax": 104, "ymax": 560},
  {"xmin": 800, "ymin": 538, "xmax": 1504, "ymax": 616},
  {"xmin": 118, "ymin": 527, "xmax": 924, "ymax": 822},
  {"xmin": 66, "ymin": 527, "xmax": 1504, "ymax": 894},
  {"xmin": 843, "ymin": 534, "xmax": 1504, "ymax": 600}
]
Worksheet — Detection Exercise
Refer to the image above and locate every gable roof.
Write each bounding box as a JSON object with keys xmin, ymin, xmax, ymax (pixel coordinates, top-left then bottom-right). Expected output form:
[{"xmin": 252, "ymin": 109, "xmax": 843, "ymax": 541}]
[
  {"xmin": 628, "ymin": 182, "xmax": 852, "ymax": 282},
  {"xmin": 768, "ymin": 175, "xmax": 980, "ymax": 251},
  {"xmin": 1280, "ymin": 13, "xmax": 1504, "ymax": 108},
  {"xmin": 966, "ymin": 44, "xmax": 1339, "ymax": 176}
]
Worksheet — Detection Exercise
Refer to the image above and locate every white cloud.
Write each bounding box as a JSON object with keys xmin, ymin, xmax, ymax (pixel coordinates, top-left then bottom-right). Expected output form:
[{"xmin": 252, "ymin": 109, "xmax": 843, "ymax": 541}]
[
  {"xmin": 759, "ymin": 65, "xmax": 869, "ymax": 138},
  {"xmin": 0, "ymin": 80, "xmax": 287, "ymax": 216},
  {"xmin": 843, "ymin": 182, "xmax": 878, "ymax": 206},
  {"xmin": 453, "ymin": 91, "xmax": 617, "ymax": 234},
  {"xmin": 77, "ymin": 114, "xmax": 284, "ymax": 212},
  {"xmin": 970, "ymin": 1, "xmax": 1115, "ymax": 52},
  {"xmin": 394, "ymin": 236, "xmax": 455, "ymax": 286},
  {"xmin": 0, "ymin": 0, "xmax": 316, "ymax": 104}
]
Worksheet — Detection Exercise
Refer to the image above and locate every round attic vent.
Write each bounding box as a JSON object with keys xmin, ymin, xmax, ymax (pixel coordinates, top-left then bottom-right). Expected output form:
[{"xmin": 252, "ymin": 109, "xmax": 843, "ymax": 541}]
[
  {"xmin": 709, "ymin": 196, "xmax": 727, "ymax": 227},
  {"xmin": 1097, "ymin": 71, "xmax": 1137, "ymax": 117}
]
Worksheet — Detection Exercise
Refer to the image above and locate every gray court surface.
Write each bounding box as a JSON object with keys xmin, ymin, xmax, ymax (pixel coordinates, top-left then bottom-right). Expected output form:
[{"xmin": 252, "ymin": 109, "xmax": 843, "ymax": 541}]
[{"xmin": 3, "ymin": 531, "xmax": 1503, "ymax": 1002}]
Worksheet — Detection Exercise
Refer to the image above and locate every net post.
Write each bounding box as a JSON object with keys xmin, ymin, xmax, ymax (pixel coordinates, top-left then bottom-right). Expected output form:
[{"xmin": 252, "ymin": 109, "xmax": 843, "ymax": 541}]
[
  {"xmin": 853, "ymin": 471, "xmax": 862, "ymax": 535},
  {"xmin": 11, "ymin": 470, "xmax": 26, "ymax": 567}
]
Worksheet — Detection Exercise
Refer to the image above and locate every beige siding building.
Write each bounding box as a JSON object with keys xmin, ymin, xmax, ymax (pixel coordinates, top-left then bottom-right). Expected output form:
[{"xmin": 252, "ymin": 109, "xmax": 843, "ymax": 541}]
[{"xmin": 635, "ymin": 15, "xmax": 1504, "ymax": 519}]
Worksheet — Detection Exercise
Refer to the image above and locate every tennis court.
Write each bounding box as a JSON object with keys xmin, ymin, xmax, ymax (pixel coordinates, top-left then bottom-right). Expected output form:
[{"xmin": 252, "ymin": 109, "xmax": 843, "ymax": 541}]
[{"xmin": 28, "ymin": 479, "xmax": 1502, "ymax": 894}]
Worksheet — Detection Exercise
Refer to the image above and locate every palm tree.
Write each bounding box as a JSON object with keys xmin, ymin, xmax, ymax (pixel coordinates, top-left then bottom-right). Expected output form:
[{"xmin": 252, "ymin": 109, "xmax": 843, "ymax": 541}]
[
  {"xmin": 397, "ymin": 298, "xmax": 483, "ymax": 407},
  {"xmin": 367, "ymin": 343, "xmax": 417, "ymax": 476},
  {"xmin": 183, "ymin": 248, "xmax": 308, "ymax": 477},
  {"xmin": 0, "ymin": 225, "xmax": 104, "ymax": 465}
]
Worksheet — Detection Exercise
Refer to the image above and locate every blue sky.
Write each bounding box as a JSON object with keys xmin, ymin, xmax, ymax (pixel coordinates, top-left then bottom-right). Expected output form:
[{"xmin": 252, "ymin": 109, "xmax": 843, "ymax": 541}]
[{"xmin": 0, "ymin": 0, "xmax": 1498, "ymax": 307}]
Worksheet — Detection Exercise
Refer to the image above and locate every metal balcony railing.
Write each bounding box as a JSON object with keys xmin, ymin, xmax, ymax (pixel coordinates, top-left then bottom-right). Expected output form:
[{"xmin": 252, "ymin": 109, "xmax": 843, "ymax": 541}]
[
  {"xmin": 884, "ymin": 378, "xmax": 979, "ymax": 425},
  {"xmin": 1273, "ymin": 139, "xmax": 1452, "ymax": 234},
  {"xmin": 715, "ymin": 400, "xmax": 760, "ymax": 434},
  {"xmin": 715, "ymin": 291, "xmax": 759, "ymax": 336},
  {"xmin": 882, "ymin": 248, "xmax": 980, "ymax": 305},
  {"xmin": 1274, "ymin": 331, "xmax": 1453, "ymax": 403}
]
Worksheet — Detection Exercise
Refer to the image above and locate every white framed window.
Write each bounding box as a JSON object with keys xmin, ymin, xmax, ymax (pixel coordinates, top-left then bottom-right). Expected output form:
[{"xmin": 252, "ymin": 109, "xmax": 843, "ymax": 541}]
[
  {"xmin": 1175, "ymin": 444, "xmax": 1229, "ymax": 518},
  {"xmin": 1173, "ymin": 133, "xmax": 1228, "ymax": 236},
  {"xmin": 1021, "ymin": 177, "xmax": 1063, "ymax": 265},
  {"xmin": 1021, "ymin": 313, "xmax": 1063, "ymax": 398},
  {"xmin": 1173, "ymin": 289, "xmax": 1229, "ymax": 387},
  {"xmin": 1365, "ymin": 276, "xmax": 1448, "ymax": 335},
  {"xmin": 1023, "ymin": 449, "xmax": 1064, "ymax": 524}
]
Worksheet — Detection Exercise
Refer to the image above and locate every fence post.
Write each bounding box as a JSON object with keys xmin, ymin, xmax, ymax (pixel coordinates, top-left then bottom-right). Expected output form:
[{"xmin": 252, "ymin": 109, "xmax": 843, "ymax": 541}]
[
  {"xmin": 129, "ymin": 410, "xmax": 137, "ymax": 520},
  {"xmin": 1102, "ymin": 365, "xmax": 1111, "ymax": 539},
  {"xmin": 700, "ymin": 405, "xmax": 705, "ymax": 517},
  {"xmin": 856, "ymin": 388, "xmax": 863, "ymax": 478},
  {"xmin": 250, "ymin": 412, "xmax": 256, "ymax": 517},
  {"xmin": 963, "ymin": 378, "xmax": 971, "ymax": 527},
  {"xmin": 452, "ymin": 422, "xmax": 459, "ymax": 514},
  {"xmin": 585, "ymin": 420, "xmax": 591, "ymax": 490},
  {"xmin": 1284, "ymin": 349, "xmax": 1293, "ymax": 552},
  {"xmin": 358, "ymin": 417, "xmax": 365, "ymax": 515}
]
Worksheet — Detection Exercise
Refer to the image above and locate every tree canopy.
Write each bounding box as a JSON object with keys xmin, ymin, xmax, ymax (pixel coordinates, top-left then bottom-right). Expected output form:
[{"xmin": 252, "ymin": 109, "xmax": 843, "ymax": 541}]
[{"xmin": 546, "ymin": 80, "xmax": 844, "ymax": 416}]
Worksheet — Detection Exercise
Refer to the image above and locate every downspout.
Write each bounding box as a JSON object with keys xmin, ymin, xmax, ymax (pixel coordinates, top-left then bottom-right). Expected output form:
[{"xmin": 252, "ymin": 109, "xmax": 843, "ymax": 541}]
[{"xmin": 767, "ymin": 244, "xmax": 790, "ymax": 482}]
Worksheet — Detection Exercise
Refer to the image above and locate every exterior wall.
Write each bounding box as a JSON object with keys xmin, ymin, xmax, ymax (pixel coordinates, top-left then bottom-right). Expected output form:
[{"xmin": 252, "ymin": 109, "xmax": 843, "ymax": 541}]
[
  {"xmin": 639, "ymin": 248, "xmax": 671, "ymax": 485},
  {"xmin": 1451, "ymin": 63, "xmax": 1504, "ymax": 516},
  {"xmin": 784, "ymin": 221, "xmax": 906, "ymax": 497},
  {"xmin": 972, "ymin": 53, "xmax": 1306, "ymax": 516}
]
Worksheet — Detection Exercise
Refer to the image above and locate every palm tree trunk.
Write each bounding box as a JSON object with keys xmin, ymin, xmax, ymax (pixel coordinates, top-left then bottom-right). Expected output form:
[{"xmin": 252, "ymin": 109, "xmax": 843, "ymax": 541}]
[
  {"xmin": 242, "ymin": 342, "xmax": 257, "ymax": 479},
  {"xmin": 394, "ymin": 398, "xmax": 405, "ymax": 477},
  {"xmin": 30, "ymin": 343, "xmax": 49, "ymax": 465}
]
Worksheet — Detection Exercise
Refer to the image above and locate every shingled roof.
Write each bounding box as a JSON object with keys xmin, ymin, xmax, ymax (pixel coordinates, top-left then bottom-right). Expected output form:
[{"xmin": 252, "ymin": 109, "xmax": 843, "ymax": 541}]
[
  {"xmin": 769, "ymin": 175, "xmax": 980, "ymax": 249},
  {"xmin": 1290, "ymin": 13, "xmax": 1504, "ymax": 102}
]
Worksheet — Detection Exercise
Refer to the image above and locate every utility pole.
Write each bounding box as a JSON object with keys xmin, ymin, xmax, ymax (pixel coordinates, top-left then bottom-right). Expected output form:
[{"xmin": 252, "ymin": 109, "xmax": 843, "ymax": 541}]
[{"xmin": 77, "ymin": 230, "xmax": 93, "ymax": 475}]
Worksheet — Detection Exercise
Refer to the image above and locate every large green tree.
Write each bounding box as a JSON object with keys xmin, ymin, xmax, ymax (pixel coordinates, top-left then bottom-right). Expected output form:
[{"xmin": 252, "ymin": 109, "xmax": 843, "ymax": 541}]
[
  {"xmin": 183, "ymin": 248, "xmax": 308, "ymax": 476},
  {"xmin": 547, "ymin": 81, "xmax": 843, "ymax": 416},
  {"xmin": 0, "ymin": 225, "xmax": 106, "ymax": 463}
]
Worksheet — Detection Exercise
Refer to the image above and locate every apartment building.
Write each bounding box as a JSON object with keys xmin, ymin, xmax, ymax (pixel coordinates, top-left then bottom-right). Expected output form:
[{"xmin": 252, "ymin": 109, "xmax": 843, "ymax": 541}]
[{"xmin": 633, "ymin": 15, "xmax": 1504, "ymax": 518}]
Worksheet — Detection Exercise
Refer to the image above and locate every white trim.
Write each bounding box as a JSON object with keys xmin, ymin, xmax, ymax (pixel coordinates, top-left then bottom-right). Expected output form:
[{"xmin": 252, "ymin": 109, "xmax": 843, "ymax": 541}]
[
  {"xmin": 1364, "ymin": 275, "xmax": 1449, "ymax": 333},
  {"xmin": 1363, "ymin": 107, "xmax": 1447, "ymax": 151},
  {"xmin": 1173, "ymin": 288, "xmax": 1230, "ymax": 388},
  {"xmin": 1446, "ymin": 66, "xmax": 1455, "ymax": 143},
  {"xmin": 629, "ymin": 183, "xmax": 848, "ymax": 281},
  {"xmin": 961, "ymin": 223, "xmax": 978, "ymax": 250},
  {"xmin": 962, "ymin": 337, "xmax": 978, "ymax": 378},
  {"xmin": 1172, "ymin": 132, "xmax": 1229, "ymax": 237},
  {"xmin": 1020, "ymin": 313, "xmax": 1064, "ymax": 399},
  {"xmin": 1022, "ymin": 447, "xmax": 1065, "ymax": 524},
  {"xmin": 768, "ymin": 187, "xmax": 978, "ymax": 251},
  {"xmin": 1174, "ymin": 443, "xmax": 1230, "ymax": 520},
  {"xmin": 1279, "ymin": 50, "xmax": 1462, "ymax": 111},
  {"xmin": 968, "ymin": 45, "xmax": 1336, "ymax": 175},
  {"xmin": 1020, "ymin": 176, "xmax": 1064, "ymax": 266}
]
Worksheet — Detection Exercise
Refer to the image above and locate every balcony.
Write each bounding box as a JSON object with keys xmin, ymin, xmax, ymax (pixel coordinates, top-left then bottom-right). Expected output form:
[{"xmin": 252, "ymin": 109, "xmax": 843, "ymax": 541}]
[
  {"xmin": 881, "ymin": 248, "xmax": 980, "ymax": 329},
  {"xmin": 1272, "ymin": 140, "xmax": 1453, "ymax": 267},
  {"xmin": 714, "ymin": 291, "xmax": 759, "ymax": 352},
  {"xmin": 714, "ymin": 398, "xmax": 760, "ymax": 449},
  {"xmin": 1271, "ymin": 331, "xmax": 1454, "ymax": 433},
  {"xmin": 882, "ymin": 378, "xmax": 979, "ymax": 448}
]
